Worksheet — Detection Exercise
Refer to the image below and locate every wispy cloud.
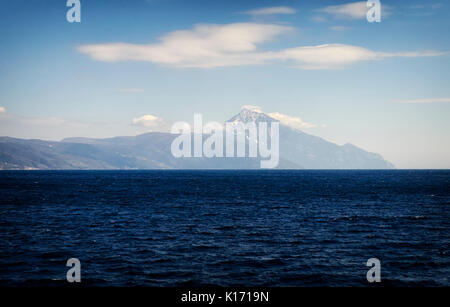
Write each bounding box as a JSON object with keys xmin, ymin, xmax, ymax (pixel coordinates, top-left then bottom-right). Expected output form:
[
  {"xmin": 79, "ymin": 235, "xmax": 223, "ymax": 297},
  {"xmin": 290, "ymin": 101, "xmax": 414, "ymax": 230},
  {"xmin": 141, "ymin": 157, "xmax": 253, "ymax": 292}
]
[
  {"xmin": 119, "ymin": 88, "xmax": 144, "ymax": 93},
  {"xmin": 316, "ymin": 1, "xmax": 391, "ymax": 20},
  {"xmin": 398, "ymin": 97, "xmax": 450, "ymax": 104},
  {"xmin": 317, "ymin": 1, "xmax": 368, "ymax": 19},
  {"xmin": 410, "ymin": 3, "xmax": 444, "ymax": 10},
  {"xmin": 78, "ymin": 22, "xmax": 444, "ymax": 70},
  {"xmin": 0, "ymin": 106, "xmax": 6, "ymax": 114},
  {"xmin": 404, "ymin": 3, "xmax": 445, "ymax": 16},
  {"xmin": 330, "ymin": 25, "xmax": 351, "ymax": 32},
  {"xmin": 244, "ymin": 6, "xmax": 296, "ymax": 16},
  {"xmin": 275, "ymin": 44, "xmax": 443, "ymax": 70},
  {"xmin": 275, "ymin": 44, "xmax": 378, "ymax": 70},
  {"xmin": 268, "ymin": 112, "xmax": 317, "ymax": 129},
  {"xmin": 0, "ymin": 112, "xmax": 95, "ymax": 140},
  {"xmin": 0, "ymin": 111, "xmax": 168, "ymax": 140},
  {"xmin": 241, "ymin": 105, "xmax": 263, "ymax": 113},
  {"xmin": 78, "ymin": 23, "xmax": 292, "ymax": 68},
  {"xmin": 132, "ymin": 114, "xmax": 164, "ymax": 128}
]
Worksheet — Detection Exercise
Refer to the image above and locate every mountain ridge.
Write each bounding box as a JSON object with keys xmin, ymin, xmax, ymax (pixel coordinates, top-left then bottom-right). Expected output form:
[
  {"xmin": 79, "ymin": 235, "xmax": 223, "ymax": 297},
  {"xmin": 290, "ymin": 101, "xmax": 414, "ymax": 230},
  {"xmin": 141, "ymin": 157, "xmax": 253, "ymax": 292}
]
[{"xmin": 0, "ymin": 108, "xmax": 394, "ymax": 170}]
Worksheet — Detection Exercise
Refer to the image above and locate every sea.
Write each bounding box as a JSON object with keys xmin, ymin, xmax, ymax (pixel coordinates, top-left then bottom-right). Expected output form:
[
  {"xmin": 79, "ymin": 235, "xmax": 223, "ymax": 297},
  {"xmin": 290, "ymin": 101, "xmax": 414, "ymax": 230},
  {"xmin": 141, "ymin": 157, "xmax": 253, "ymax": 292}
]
[{"xmin": 0, "ymin": 170, "xmax": 448, "ymax": 286}]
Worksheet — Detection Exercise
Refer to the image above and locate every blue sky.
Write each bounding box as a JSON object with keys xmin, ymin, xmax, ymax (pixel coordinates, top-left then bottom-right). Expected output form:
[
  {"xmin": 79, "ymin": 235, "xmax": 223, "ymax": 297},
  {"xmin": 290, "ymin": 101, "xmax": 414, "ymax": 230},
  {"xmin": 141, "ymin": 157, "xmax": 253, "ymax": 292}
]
[{"xmin": 0, "ymin": 0, "xmax": 449, "ymax": 168}]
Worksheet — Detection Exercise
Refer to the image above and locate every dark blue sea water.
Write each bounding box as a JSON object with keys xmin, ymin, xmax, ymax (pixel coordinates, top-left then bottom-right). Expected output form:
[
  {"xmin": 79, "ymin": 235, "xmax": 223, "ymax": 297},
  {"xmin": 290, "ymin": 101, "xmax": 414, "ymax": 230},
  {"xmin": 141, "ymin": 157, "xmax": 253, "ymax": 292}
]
[{"xmin": 0, "ymin": 170, "xmax": 448, "ymax": 287}]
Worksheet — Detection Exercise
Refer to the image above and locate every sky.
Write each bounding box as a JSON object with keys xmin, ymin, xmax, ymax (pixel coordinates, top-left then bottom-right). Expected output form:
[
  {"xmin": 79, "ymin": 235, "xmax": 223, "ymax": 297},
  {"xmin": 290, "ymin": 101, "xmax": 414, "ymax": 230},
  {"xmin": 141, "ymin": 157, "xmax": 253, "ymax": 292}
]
[{"xmin": 0, "ymin": 0, "xmax": 449, "ymax": 168}]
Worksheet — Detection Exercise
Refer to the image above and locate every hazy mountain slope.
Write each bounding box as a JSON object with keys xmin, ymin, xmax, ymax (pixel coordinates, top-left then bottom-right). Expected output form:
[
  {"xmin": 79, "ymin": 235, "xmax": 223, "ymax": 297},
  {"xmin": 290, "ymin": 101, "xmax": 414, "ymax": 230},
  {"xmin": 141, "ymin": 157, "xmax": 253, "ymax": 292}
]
[
  {"xmin": 0, "ymin": 137, "xmax": 131, "ymax": 170},
  {"xmin": 63, "ymin": 132, "xmax": 300, "ymax": 169},
  {"xmin": 228, "ymin": 107, "xmax": 394, "ymax": 169},
  {"xmin": 279, "ymin": 125, "xmax": 394, "ymax": 169}
]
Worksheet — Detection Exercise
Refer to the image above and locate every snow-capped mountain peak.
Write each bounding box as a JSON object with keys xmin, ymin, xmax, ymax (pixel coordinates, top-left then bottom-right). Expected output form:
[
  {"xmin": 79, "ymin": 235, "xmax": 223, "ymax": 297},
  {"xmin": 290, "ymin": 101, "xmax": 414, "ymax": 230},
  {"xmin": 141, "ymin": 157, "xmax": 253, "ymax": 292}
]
[{"xmin": 227, "ymin": 106, "xmax": 277, "ymax": 124}]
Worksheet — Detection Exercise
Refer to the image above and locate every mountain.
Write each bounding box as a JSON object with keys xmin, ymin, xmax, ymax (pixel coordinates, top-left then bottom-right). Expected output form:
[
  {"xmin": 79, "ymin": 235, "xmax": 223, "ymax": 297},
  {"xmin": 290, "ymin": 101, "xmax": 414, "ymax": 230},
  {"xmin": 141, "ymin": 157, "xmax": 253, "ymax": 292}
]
[
  {"xmin": 227, "ymin": 107, "xmax": 394, "ymax": 169},
  {"xmin": 0, "ymin": 108, "xmax": 394, "ymax": 170}
]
